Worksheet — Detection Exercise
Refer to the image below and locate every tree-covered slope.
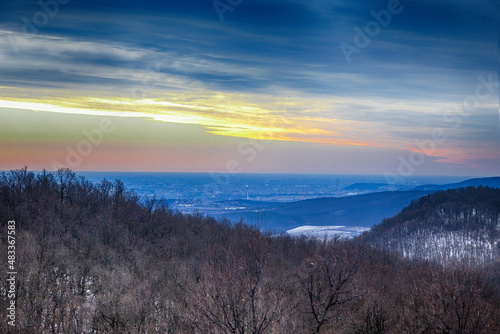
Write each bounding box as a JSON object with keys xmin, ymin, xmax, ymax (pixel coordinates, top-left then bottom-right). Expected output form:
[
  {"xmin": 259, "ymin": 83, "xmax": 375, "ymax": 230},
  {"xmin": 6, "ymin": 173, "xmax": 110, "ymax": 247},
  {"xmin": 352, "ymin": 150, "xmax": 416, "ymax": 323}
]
[
  {"xmin": 2, "ymin": 169, "xmax": 500, "ymax": 333},
  {"xmin": 363, "ymin": 186, "xmax": 500, "ymax": 266}
]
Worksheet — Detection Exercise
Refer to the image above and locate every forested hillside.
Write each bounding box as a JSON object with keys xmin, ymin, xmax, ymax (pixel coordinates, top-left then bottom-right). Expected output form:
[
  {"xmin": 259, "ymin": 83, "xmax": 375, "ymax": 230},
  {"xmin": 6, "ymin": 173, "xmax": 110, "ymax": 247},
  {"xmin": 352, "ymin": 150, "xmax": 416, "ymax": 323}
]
[
  {"xmin": 1, "ymin": 169, "xmax": 500, "ymax": 333},
  {"xmin": 364, "ymin": 187, "xmax": 500, "ymax": 266}
]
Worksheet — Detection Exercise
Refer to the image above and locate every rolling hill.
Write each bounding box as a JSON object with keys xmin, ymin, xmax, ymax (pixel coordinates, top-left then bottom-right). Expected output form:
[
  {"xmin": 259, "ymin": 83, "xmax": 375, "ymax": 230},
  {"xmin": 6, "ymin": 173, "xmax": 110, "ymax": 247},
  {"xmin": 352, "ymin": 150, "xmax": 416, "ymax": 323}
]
[
  {"xmin": 414, "ymin": 177, "xmax": 500, "ymax": 191},
  {"xmin": 217, "ymin": 190, "xmax": 431, "ymax": 232},
  {"xmin": 362, "ymin": 186, "xmax": 500, "ymax": 266}
]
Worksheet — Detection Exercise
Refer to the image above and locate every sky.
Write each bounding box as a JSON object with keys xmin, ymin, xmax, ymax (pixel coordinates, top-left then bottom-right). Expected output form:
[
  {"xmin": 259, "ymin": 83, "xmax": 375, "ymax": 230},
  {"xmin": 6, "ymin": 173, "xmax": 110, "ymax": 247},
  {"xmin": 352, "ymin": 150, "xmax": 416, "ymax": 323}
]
[{"xmin": 0, "ymin": 0, "xmax": 498, "ymax": 177}]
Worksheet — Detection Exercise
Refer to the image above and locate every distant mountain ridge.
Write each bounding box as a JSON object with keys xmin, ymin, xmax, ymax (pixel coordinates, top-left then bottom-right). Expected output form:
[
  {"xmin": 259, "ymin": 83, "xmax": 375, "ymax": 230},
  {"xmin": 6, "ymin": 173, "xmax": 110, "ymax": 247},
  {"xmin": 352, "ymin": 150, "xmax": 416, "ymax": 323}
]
[
  {"xmin": 414, "ymin": 177, "xmax": 500, "ymax": 191},
  {"xmin": 342, "ymin": 177, "xmax": 500, "ymax": 193}
]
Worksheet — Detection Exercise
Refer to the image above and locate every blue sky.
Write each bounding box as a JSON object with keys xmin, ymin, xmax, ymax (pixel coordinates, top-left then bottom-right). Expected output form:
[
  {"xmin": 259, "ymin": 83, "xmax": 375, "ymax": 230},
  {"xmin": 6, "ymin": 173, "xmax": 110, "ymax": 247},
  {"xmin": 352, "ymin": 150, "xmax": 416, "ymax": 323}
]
[{"xmin": 0, "ymin": 0, "xmax": 498, "ymax": 176}]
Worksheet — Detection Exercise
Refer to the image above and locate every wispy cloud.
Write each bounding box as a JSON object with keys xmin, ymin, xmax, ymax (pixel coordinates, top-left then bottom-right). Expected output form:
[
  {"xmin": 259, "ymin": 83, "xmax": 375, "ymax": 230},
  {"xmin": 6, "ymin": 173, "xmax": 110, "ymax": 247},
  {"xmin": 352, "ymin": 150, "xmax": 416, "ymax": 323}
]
[{"xmin": 0, "ymin": 0, "xmax": 497, "ymax": 174}]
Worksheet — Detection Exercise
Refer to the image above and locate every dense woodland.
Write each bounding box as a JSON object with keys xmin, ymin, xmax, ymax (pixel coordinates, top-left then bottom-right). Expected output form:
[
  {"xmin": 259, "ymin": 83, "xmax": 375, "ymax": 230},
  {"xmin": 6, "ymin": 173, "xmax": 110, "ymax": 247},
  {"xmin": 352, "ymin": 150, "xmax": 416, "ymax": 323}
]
[
  {"xmin": 1, "ymin": 168, "xmax": 500, "ymax": 333},
  {"xmin": 364, "ymin": 187, "xmax": 500, "ymax": 266}
]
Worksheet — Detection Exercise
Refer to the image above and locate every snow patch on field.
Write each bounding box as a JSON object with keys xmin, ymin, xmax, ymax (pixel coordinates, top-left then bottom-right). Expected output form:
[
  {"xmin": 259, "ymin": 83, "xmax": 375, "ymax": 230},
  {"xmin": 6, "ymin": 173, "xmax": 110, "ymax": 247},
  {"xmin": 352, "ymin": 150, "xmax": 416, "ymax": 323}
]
[{"xmin": 287, "ymin": 226, "xmax": 370, "ymax": 239}]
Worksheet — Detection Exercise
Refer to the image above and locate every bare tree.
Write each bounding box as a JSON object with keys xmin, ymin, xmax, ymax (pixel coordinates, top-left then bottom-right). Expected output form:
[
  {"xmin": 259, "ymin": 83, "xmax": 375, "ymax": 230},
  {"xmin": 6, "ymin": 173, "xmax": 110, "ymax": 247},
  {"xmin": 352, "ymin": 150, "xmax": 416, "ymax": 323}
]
[
  {"xmin": 300, "ymin": 239, "xmax": 361, "ymax": 334},
  {"xmin": 407, "ymin": 264, "xmax": 495, "ymax": 334},
  {"xmin": 191, "ymin": 227, "xmax": 279, "ymax": 334}
]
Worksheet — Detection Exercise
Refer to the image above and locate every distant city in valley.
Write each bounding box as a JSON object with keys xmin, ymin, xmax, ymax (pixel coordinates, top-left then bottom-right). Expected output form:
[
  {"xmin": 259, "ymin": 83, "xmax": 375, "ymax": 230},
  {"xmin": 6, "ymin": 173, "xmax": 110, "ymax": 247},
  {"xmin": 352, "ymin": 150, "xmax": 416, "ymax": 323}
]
[
  {"xmin": 78, "ymin": 172, "xmax": 469, "ymax": 203},
  {"xmin": 73, "ymin": 172, "xmax": 479, "ymax": 235}
]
